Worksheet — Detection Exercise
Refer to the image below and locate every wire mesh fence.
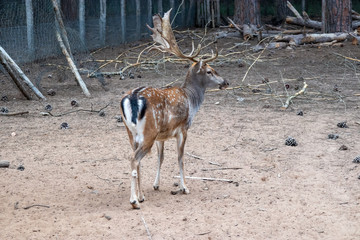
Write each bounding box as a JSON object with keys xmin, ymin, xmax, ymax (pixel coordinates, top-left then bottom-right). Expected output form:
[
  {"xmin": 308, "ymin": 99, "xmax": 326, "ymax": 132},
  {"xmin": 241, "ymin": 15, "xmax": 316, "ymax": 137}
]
[{"xmin": 0, "ymin": 0, "xmax": 197, "ymax": 64}]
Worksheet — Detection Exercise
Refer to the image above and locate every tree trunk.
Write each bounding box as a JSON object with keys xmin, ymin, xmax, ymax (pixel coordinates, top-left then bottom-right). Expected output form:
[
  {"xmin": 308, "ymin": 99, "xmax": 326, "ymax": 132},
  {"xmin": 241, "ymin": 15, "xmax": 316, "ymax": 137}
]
[
  {"xmin": 234, "ymin": 0, "xmax": 260, "ymax": 26},
  {"xmin": 275, "ymin": 0, "xmax": 291, "ymax": 23},
  {"xmin": 322, "ymin": 0, "xmax": 352, "ymax": 33}
]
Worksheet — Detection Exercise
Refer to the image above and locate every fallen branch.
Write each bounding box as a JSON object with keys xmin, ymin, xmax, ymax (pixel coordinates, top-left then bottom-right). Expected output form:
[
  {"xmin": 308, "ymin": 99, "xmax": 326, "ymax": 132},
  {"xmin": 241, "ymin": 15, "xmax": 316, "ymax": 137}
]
[
  {"xmin": 186, "ymin": 152, "xmax": 204, "ymax": 160},
  {"xmin": 47, "ymin": 103, "xmax": 111, "ymax": 117},
  {"xmin": 287, "ymin": 1, "xmax": 303, "ymax": 19},
  {"xmin": 174, "ymin": 176, "xmax": 233, "ymax": 183},
  {"xmin": 201, "ymin": 167, "xmax": 242, "ymax": 171},
  {"xmin": 55, "ymin": 31, "xmax": 90, "ymax": 97},
  {"xmin": 23, "ymin": 204, "xmax": 50, "ymax": 210},
  {"xmin": 0, "ymin": 111, "xmax": 29, "ymax": 116},
  {"xmin": 282, "ymin": 81, "xmax": 308, "ymax": 109},
  {"xmin": 333, "ymin": 52, "xmax": 360, "ymax": 63},
  {"xmin": 0, "ymin": 46, "xmax": 46, "ymax": 100},
  {"xmin": 209, "ymin": 161, "xmax": 222, "ymax": 166},
  {"xmin": 141, "ymin": 214, "xmax": 152, "ymax": 240}
]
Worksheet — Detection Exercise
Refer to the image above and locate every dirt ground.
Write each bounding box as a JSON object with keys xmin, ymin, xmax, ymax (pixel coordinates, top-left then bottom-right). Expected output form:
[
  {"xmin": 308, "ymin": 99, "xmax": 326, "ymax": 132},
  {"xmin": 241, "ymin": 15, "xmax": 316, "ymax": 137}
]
[{"xmin": 1, "ymin": 32, "xmax": 360, "ymax": 239}]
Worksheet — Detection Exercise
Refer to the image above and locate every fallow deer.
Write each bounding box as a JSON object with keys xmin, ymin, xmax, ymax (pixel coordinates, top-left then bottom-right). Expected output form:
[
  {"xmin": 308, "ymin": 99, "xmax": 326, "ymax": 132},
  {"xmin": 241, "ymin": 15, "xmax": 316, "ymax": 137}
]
[{"xmin": 120, "ymin": 9, "xmax": 229, "ymax": 209}]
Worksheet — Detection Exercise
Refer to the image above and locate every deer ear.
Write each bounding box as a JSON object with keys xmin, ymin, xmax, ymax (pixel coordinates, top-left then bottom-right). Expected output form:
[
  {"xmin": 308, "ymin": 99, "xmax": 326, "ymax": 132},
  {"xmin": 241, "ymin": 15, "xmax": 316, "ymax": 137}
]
[{"xmin": 196, "ymin": 60, "xmax": 204, "ymax": 73}]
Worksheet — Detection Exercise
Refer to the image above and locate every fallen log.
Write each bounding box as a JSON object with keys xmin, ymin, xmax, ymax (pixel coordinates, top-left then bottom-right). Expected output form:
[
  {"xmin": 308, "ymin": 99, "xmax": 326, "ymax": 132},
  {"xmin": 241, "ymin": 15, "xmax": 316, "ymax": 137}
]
[
  {"xmin": 252, "ymin": 42, "xmax": 289, "ymax": 52},
  {"xmin": 0, "ymin": 46, "xmax": 45, "ymax": 100},
  {"xmin": 285, "ymin": 16, "xmax": 321, "ymax": 30},
  {"xmin": 287, "ymin": 16, "xmax": 360, "ymax": 30},
  {"xmin": 274, "ymin": 32, "xmax": 348, "ymax": 45}
]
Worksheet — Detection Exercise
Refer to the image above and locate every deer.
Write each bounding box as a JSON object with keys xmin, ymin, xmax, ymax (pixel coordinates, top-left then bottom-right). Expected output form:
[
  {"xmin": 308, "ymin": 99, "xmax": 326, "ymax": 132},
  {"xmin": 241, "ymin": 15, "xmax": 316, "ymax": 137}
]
[{"xmin": 120, "ymin": 9, "xmax": 229, "ymax": 209}]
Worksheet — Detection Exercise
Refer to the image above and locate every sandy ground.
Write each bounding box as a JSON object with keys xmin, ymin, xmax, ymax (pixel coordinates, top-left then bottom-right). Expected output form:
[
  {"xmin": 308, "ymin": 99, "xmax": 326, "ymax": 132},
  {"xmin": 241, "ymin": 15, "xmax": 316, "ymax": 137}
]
[{"xmin": 1, "ymin": 33, "xmax": 360, "ymax": 239}]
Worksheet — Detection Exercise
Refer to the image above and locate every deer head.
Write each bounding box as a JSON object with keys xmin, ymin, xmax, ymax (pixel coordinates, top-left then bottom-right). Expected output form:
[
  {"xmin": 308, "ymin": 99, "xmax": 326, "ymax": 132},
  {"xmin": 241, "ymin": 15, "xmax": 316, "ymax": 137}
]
[{"xmin": 146, "ymin": 9, "xmax": 228, "ymax": 90}]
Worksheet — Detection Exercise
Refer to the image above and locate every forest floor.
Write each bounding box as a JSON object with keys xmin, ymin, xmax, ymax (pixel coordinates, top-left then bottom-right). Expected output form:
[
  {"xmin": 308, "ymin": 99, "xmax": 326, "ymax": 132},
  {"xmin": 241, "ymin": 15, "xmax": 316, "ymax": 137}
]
[{"xmin": 1, "ymin": 30, "xmax": 360, "ymax": 239}]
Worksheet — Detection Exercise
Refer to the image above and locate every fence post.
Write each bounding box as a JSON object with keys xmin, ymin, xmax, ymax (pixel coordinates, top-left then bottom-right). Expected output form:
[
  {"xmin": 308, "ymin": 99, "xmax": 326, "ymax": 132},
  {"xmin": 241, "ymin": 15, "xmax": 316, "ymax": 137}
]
[
  {"xmin": 79, "ymin": 0, "xmax": 85, "ymax": 45},
  {"xmin": 136, "ymin": 0, "xmax": 141, "ymax": 39},
  {"xmin": 147, "ymin": 0, "xmax": 152, "ymax": 26},
  {"xmin": 99, "ymin": 0, "xmax": 106, "ymax": 45},
  {"xmin": 120, "ymin": 0, "xmax": 126, "ymax": 43},
  {"xmin": 158, "ymin": 0, "xmax": 163, "ymax": 15},
  {"xmin": 25, "ymin": 0, "xmax": 34, "ymax": 59}
]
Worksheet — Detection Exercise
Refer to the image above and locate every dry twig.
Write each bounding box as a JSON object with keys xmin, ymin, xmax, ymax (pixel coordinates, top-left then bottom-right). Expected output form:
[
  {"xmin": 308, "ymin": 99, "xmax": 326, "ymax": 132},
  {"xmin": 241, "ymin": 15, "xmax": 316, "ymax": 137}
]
[
  {"xmin": 282, "ymin": 82, "xmax": 308, "ymax": 109},
  {"xmin": 174, "ymin": 176, "xmax": 233, "ymax": 183}
]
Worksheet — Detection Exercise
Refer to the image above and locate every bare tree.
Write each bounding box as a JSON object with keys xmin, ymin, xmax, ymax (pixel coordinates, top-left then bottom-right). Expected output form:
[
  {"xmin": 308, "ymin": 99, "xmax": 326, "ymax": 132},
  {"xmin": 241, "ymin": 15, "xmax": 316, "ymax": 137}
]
[
  {"xmin": 275, "ymin": 0, "xmax": 292, "ymax": 23},
  {"xmin": 234, "ymin": 0, "xmax": 260, "ymax": 26},
  {"xmin": 322, "ymin": 0, "xmax": 352, "ymax": 33}
]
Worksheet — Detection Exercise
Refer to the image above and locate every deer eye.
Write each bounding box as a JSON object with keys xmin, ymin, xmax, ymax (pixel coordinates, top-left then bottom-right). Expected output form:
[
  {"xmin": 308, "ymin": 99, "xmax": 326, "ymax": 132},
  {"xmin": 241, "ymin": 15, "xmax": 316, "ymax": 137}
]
[{"xmin": 206, "ymin": 71, "xmax": 212, "ymax": 75}]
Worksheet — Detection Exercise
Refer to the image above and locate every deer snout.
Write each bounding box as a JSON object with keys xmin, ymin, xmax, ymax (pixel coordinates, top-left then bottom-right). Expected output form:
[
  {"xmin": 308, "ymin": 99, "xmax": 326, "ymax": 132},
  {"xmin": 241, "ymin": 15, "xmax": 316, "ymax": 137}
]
[{"xmin": 219, "ymin": 79, "xmax": 229, "ymax": 90}]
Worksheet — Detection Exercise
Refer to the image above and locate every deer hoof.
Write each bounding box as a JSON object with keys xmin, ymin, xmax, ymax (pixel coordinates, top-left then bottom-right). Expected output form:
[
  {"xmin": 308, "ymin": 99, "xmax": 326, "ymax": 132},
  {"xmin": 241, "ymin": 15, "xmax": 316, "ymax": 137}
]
[
  {"xmin": 139, "ymin": 196, "xmax": 145, "ymax": 203},
  {"xmin": 130, "ymin": 200, "xmax": 140, "ymax": 209},
  {"xmin": 181, "ymin": 187, "xmax": 190, "ymax": 194},
  {"xmin": 153, "ymin": 185, "xmax": 159, "ymax": 190}
]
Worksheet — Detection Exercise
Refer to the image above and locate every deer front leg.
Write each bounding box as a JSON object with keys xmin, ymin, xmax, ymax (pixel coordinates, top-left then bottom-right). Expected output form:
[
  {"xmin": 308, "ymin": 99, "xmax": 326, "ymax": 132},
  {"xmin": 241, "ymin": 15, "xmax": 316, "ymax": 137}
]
[
  {"xmin": 177, "ymin": 131, "xmax": 189, "ymax": 194},
  {"xmin": 153, "ymin": 141, "xmax": 164, "ymax": 190}
]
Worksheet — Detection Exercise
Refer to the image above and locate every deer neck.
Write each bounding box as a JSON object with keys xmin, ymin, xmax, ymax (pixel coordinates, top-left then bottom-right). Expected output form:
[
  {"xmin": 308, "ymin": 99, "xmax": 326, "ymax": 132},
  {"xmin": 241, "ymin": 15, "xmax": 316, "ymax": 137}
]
[{"xmin": 181, "ymin": 70, "xmax": 206, "ymax": 127}]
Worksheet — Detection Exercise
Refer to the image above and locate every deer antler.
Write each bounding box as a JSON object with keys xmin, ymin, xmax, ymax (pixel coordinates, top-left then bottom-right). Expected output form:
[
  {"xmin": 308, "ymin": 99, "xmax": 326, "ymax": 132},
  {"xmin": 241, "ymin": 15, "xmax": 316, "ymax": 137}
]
[
  {"xmin": 202, "ymin": 44, "xmax": 218, "ymax": 64},
  {"xmin": 146, "ymin": 9, "xmax": 201, "ymax": 62}
]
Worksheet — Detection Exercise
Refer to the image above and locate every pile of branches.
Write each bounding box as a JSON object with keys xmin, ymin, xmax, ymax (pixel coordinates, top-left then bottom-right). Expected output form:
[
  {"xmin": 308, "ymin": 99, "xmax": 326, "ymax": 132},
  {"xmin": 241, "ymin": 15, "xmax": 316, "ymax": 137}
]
[{"xmin": 228, "ymin": 1, "xmax": 360, "ymax": 52}]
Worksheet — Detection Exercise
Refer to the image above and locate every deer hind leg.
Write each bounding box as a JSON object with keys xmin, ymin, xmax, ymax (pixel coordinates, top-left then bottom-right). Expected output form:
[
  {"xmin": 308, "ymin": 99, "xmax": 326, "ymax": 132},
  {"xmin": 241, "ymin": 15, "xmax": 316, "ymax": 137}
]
[
  {"xmin": 130, "ymin": 143, "xmax": 152, "ymax": 209},
  {"xmin": 153, "ymin": 141, "xmax": 164, "ymax": 190},
  {"xmin": 176, "ymin": 131, "xmax": 189, "ymax": 194}
]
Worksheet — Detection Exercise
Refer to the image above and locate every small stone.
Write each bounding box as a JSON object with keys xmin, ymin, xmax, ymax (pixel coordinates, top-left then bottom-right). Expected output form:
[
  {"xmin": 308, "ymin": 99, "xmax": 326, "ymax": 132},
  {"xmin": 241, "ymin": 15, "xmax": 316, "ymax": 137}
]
[
  {"xmin": 262, "ymin": 78, "xmax": 269, "ymax": 83},
  {"xmin": 115, "ymin": 115, "xmax": 123, "ymax": 122},
  {"xmin": 60, "ymin": 122, "xmax": 69, "ymax": 129},
  {"xmin": 353, "ymin": 156, "xmax": 360, "ymax": 163},
  {"xmin": 98, "ymin": 110, "xmax": 106, "ymax": 117},
  {"xmin": 285, "ymin": 137, "xmax": 297, "ymax": 146},
  {"xmin": 17, "ymin": 165, "xmax": 25, "ymax": 171},
  {"xmin": 1, "ymin": 96, "xmax": 8, "ymax": 102},
  {"xmin": 129, "ymin": 73, "xmax": 135, "ymax": 79},
  {"xmin": 339, "ymin": 145, "xmax": 348, "ymax": 151},
  {"xmin": 1, "ymin": 107, "xmax": 9, "ymax": 113},
  {"xmin": 137, "ymin": 75, "xmax": 142, "ymax": 78},
  {"xmin": 252, "ymin": 88, "xmax": 261, "ymax": 93},
  {"xmin": 44, "ymin": 104, "xmax": 52, "ymax": 112},
  {"xmin": 120, "ymin": 75, "xmax": 125, "ymax": 80},
  {"xmin": 0, "ymin": 160, "xmax": 10, "ymax": 168},
  {"xmin": 47, "ymin": 89, "xmax": 56, "ymax": 96},
  {"xmin": 297, "ymin": 110, "xmax": 304, "ymax": 116},
  {"xmin": 328, "ymin": 134, "xmax": 339, "ymax": 140},
  {"xmin": 337, "ymin": 121, "xmax": 348, "ymax": 128},
  {"xmin": 11, "ymin": 132, "xmax": 16, "ymax": 137},
  {"xmin": 71, "ymin": 100, "xmax": 79, "ymax": 107},
  {"xmin": 103, "ymin": 214, "xmax": 112, "ymax": 221},
  {"xmin": 236, "ymin": 97, "xmax": 244, "ymax": 102},
  {"xmin": 215, "ymin": 101, "xmax": 220, "ymax": 105},
  {"xmin": 237, "ymin": 59, "xmax": 245, "ymax": 67}
]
